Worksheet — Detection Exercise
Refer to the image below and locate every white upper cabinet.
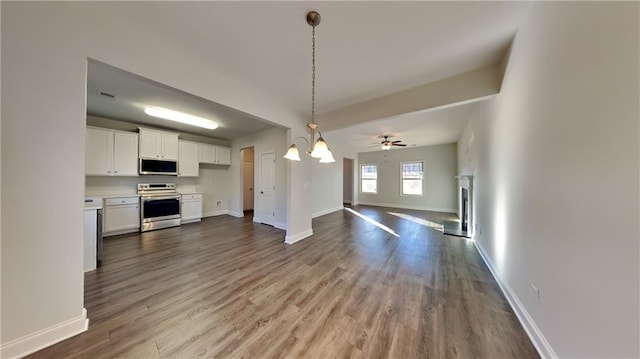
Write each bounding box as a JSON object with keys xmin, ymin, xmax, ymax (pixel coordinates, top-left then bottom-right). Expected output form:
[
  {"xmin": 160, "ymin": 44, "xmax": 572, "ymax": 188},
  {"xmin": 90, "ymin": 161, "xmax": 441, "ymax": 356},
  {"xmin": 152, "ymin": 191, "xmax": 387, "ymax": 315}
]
[
  {"xmin": 86, "ymin": 127, "xmax": 113, "ymax": 175},
  {"xmin": 138, "ymin": 128, "xmax": 179, "ymax": 161},
  {"xmin": 216, "ymin": 146, "xmax": 231, "ymax": 165},
  {"xmin": 86, "ymin": 127, "xmax": 138, "ymax": 176},
  {"xmin": 178, "ymin": 141, "xmax": 199, "ymax": 177},
  {"xmin": 113, "ymin": 132, "xmax": 139, "ymax": 175},
  {"xmin": 198, "ymin": 143, "xmax": 215, "ymax": 163},
  {"xmin": 198, "ymin": 143, "xmax": 231, "ymax": 165}
]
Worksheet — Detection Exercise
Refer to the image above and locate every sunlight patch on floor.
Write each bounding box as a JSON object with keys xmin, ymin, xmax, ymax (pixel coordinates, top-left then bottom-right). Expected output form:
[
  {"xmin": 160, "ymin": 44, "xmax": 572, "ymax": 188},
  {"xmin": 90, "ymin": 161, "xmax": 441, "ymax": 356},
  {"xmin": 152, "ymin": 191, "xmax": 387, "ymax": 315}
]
[
  {"xmin": 344, "ymin": 207, "xmax": 400, "ymax": 238},
  {"xmin": 387, "ymin": 212, "xmax": 444, "ymax": 230}
]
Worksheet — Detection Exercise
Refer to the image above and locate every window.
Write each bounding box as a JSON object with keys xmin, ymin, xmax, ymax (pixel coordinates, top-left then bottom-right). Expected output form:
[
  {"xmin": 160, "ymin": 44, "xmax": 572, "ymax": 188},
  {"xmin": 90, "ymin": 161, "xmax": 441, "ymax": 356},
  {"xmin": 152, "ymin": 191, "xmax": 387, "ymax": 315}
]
[
  {"xmin": 401, "ymin": 161, "xmax": 423, "ymax": 196},
  {"xmin": 361, "ymin": 164, "xmax": 377, "ymax": 193}
]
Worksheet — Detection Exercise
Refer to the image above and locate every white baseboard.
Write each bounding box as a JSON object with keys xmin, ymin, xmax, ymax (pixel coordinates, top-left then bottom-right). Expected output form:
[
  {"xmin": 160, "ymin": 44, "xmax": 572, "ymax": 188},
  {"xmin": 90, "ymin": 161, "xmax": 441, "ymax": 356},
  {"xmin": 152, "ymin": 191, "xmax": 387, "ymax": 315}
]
[
  {"xmin": 252, "ymin": 216, "xmax": 285, "ymax": 230},
  {"xmin": 203, "ymin": 210, "xmax": 228, "ymax": 217},
  {"xmin": 227, "ymin": 210, "xmax": 244, "ymax": 218},
  {"xmin": 357, "ymin": 201, "xmax": 456, "ymax": 213},
  {"xmin": 285, "ymin": 229, "xmax": 313, "ymax": 244},
  {"xmin": 473, "ymin": 241, "xmax": 557, "ymax": 359},
  {"xmin": 181, "ymin": 218, "xmax": 201, "ymax": 224},
  {"xmin": 0, "ymin": 308, "xmax": 89, "ymax": 359},
  {"xmin": 312, "ymin": 206, "xmax": 344, "ymax": 218}
]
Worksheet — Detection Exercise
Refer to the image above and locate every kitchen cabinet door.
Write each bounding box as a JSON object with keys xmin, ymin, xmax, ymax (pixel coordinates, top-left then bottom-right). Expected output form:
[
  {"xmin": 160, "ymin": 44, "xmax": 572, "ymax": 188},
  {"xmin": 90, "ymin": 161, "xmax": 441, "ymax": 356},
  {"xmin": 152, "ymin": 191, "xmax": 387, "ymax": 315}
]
[
  {"xmin": 216, "ymin": 146, "xmax": 231, "ymax": 165},
  {"xmin": 113, "ymin": 131, "xmax": 139, "ymax": 176},
  {"xmin": 161, "ymin": 132, "xmax": 179, "ymax": 161},
  {"xmin": 139, "ymin": 128, "xmax": 163, "ymax": 159},
  {"xmin": 198, "ymin": 144, "xmax": 215, "ymax": 164},
  {"xmin": 178, "ymin": 141, "xmax": 199, "ymax": 177},
  {"xmin": 139, "ymin": 128, "xmax": 179, "ymax": 160},
  {"xmin": 104, "ymin": 201, "xmax": 140, "ymax": 233},
  {"xmin": 86, "ymin": 127, "xmax": 114, "ymax": 175},
  {"xmin": 181, "ymin": 194, "xmax": 203, "ymax": 223}
]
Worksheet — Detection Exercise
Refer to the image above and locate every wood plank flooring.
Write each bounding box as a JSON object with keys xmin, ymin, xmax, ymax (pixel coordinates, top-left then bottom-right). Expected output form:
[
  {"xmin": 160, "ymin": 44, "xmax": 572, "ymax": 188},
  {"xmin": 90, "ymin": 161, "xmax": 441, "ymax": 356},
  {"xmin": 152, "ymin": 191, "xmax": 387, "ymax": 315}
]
[{"xmin": 29, "ymin": 205, "xmax": 538, "ymax": 358}]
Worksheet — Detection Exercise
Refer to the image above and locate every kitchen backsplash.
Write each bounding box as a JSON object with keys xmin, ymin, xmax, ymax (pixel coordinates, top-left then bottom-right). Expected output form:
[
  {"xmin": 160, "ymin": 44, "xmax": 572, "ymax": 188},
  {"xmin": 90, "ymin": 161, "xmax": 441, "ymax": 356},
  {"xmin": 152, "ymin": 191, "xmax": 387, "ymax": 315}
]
[{"xmin": 85, "ymin": 176, "xmax": 199, "ymax": 196}]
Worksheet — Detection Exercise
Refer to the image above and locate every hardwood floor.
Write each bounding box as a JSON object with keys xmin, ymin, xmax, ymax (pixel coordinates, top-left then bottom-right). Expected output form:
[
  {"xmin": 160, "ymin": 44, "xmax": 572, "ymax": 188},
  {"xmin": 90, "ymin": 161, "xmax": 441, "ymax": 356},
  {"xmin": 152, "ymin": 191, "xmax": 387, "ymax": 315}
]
[{"xmin": 29, "ymin": 205, "xmax": 538, "ymax": 358}]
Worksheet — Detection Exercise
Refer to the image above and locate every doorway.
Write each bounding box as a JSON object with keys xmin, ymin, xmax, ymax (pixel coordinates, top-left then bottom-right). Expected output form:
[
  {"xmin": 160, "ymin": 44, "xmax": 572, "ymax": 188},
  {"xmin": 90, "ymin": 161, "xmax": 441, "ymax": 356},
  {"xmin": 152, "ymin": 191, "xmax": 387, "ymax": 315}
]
[
  {"xmin": 241, "ymin": 147, "xmax": 255, "ymax": 216},
  {"xmin": 343, "ymin": 158, "xmax": 354, "ymax": 205}
]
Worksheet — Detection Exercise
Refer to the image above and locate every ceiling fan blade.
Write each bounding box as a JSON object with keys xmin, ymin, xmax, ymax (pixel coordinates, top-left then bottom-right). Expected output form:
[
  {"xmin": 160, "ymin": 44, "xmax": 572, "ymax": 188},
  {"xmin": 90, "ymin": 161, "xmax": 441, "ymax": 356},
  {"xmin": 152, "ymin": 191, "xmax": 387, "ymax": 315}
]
[
  {"xmin": 391, "ymin": 140, "xmax": 403, "ymax": 143},
  {"xmin": 393, "ymin": 143, "xmax": 407, "ymax": 147}
]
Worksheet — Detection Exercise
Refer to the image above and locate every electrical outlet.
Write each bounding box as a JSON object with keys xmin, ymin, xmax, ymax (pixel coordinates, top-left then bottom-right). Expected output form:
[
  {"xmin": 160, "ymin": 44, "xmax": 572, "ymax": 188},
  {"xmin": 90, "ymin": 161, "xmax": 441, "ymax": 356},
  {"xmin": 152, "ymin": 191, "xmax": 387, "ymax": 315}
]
[
  {"xmin": 216, "ymin": 200, "xmax": 222, "ymax": 206},
  {"xmin": 531, "ymin": 284, "xmax": 540, "ymax": 303}
]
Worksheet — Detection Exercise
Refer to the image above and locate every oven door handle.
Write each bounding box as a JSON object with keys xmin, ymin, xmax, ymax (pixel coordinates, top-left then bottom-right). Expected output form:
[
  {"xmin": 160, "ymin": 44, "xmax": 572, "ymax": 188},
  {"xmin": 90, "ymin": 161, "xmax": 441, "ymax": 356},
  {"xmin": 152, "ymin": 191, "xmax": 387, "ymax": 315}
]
[{"xmin": 141, "ymin": 196, "xmax": 181, "ymax": 201}]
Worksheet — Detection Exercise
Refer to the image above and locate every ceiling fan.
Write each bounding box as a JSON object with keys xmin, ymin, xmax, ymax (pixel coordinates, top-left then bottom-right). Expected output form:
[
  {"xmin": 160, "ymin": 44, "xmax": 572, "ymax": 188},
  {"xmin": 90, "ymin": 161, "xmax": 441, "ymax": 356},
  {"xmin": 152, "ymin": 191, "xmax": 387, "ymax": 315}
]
[{"xmin": 369, "ymin": 135, "xmax": 407, "ymax": 151}]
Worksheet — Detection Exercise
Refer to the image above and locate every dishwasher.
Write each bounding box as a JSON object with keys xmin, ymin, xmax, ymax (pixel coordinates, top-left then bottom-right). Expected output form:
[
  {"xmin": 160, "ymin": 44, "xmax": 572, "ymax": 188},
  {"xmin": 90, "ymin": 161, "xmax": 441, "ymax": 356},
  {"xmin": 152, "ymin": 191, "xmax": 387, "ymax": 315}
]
[{"xmin": 96, "ymin": 208, "xmax": 103, "ymax": 263}]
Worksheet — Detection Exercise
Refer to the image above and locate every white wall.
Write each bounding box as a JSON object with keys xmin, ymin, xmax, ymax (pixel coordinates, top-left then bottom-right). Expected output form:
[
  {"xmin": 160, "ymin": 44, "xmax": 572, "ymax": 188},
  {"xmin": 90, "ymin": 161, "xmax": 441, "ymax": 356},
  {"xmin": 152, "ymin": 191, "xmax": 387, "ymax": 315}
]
[
  {"xmin": 1, "ymin": 2, "xmax": 312, "ymax": 356},
  {"xmin": 459, "ymin": 2, "xmax": 639, "ymax": 357},
  {"xmin": 358, "ymin": 143, "xmax": 458, "ymax": 212},
  {"xmin": 230, "ymin": 127, "xmax": 288, "ymax": 229},
  {"xmin": 310, "ymin": 140, "xmax": 360, "ymax": 218}
]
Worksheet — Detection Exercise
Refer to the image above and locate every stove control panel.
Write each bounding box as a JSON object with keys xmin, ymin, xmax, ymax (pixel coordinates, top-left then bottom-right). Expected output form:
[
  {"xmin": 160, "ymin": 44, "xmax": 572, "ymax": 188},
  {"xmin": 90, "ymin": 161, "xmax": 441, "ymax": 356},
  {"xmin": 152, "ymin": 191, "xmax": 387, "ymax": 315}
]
[{"xmin": 137, "ymin": 183, "xmax": 176, "ymax": 191}]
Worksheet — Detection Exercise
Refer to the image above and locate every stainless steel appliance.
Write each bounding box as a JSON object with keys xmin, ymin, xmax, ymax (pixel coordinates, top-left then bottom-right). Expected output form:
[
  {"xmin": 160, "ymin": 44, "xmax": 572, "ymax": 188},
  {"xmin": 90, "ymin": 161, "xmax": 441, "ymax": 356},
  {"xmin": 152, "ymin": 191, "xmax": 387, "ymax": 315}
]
[
  {"xmin": 138, "ymin": 183, "xmax": 181, "ymax": 232},
  {"xmin": 139, "ymin": 158, "xmax": 178, "ymax": 176},
  {"xmin": 96, "ymin": 208, "xmax": 103, "ymax": 262},
  {"xmin": 84, "ymin": 196, "xmax": 104, "ymax": 268}
]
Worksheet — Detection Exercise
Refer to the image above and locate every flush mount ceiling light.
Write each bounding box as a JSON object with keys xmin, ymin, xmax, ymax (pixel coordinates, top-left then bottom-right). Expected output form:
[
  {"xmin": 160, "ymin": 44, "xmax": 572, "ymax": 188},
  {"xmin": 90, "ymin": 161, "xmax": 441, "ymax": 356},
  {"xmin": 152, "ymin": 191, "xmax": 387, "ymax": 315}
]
[
  {"xmin": 144, "ymin": 106, "xmax": 218, "ymax": 130},
  {"xmin": 284, "ymin": 11, "xmax": 335, "ymax": 164}
]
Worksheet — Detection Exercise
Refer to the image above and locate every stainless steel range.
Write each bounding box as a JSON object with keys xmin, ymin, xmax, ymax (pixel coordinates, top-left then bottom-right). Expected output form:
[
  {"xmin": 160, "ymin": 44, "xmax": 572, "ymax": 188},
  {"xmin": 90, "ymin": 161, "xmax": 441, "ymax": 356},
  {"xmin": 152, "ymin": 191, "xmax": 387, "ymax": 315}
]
[{"xmin": 138, "ymin": 183, "xmax": 181, "ymax": 232}]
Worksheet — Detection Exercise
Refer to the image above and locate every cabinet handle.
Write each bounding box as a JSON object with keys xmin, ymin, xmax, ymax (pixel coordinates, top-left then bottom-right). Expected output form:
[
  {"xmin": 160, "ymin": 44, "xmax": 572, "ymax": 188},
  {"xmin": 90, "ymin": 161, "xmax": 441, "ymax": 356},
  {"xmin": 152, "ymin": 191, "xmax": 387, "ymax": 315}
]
[
  {"xmin": 114, "ymin": 171, "xmax": 118, "ymax": 173},
  {"xmin": 107, "ymin": 171, "xmax": 111, "ymax": 173}
]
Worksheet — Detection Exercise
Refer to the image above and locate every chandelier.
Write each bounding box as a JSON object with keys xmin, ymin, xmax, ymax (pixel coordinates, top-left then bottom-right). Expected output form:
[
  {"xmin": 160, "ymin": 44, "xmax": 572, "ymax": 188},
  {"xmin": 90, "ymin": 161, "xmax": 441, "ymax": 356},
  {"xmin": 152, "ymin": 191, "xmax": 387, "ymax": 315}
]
[{"xmin": 284, "ymin": 11, "xmax": 335, "ymax": 163}]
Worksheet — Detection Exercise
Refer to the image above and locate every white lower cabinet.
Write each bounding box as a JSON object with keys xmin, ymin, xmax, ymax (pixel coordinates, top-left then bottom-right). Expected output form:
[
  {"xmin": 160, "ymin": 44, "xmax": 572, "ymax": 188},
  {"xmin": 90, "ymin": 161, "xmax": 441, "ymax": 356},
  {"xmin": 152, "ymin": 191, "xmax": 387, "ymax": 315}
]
[
  {"xmin": 104, "ymin": 197, "xmax": 140, "ymax": 235},
  {"xmin": 181, "ymin": 193, "xmax": 203, "ymax": 223}
]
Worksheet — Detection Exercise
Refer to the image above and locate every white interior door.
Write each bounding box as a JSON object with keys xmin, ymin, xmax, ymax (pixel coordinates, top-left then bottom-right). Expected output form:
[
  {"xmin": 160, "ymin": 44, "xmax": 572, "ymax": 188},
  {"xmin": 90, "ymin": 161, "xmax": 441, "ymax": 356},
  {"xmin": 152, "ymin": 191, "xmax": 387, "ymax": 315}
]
[{"xmin": 259, "ymin": 151, "xmax": 276, "ymax": 225}]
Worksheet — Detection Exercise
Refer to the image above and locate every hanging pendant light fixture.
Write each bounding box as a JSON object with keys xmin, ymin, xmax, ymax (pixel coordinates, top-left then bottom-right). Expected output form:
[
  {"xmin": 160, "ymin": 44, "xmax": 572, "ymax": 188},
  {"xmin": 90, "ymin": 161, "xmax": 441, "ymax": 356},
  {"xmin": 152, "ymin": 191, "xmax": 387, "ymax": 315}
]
[{"xmin": 284, "ymin": 11, "xmax": 335, "ymax": 164}]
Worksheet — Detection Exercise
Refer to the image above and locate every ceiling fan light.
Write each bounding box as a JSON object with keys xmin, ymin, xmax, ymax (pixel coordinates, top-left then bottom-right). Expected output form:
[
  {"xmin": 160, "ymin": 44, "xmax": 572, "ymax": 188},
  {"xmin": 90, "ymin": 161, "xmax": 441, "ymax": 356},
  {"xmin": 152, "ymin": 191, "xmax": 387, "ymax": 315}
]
[
  {"xmin": 381, "ymin": 143, "xmax": 392, "ymax": 151},
  {"xmin": 284, "ymin": 144, "xmax": 302, "ymax": 161},
  {"xmin": 319, "ymin": 149, "xmax": 335, "ymax": 163},
  {"xmin": 144, "ymin": 106, "xmax": 218, "ymax": 130},
  {"xmin": 310, "ymin": 136, "xmax": 329, "ymax": 158}
]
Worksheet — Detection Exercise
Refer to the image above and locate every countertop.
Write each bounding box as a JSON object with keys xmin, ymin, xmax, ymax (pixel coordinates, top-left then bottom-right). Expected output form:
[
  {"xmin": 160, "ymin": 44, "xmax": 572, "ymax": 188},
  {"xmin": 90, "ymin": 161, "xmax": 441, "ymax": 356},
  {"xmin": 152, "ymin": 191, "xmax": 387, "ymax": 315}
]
[
  {"xmin": 84, "ymin": 197, "xmax": 103, "ymax": 210},
  {"xmin": 100, "ymin": 194, "xmax": 140, "ymax": 199}
]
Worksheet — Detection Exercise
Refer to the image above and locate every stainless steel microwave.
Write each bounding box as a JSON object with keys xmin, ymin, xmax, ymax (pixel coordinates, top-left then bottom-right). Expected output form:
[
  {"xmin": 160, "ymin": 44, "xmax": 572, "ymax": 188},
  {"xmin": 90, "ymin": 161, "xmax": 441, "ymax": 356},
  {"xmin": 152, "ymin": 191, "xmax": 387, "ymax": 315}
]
[{"xmin": 139, "ymin": 158, "xmax": 178, "ymax": 176}]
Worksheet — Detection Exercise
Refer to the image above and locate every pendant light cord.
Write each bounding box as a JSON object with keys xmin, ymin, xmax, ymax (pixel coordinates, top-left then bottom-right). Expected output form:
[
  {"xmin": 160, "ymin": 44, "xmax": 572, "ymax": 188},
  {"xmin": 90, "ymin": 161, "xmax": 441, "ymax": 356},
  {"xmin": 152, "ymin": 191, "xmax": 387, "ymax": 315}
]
[{"xmin": 311, "ymin": 24, "xmax": 316, "ymax": 124}]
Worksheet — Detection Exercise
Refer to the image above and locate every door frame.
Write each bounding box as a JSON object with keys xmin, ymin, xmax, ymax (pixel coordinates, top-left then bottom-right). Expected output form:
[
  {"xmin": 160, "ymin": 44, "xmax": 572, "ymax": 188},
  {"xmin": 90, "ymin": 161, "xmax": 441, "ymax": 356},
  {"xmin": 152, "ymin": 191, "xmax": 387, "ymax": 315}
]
[
  {"xmin": 256, "ymin": 150, "xmax": 277, "ymax": 227},
  {"xmin": 240, "ymin": 146, "xmax": 255, "ymax": 212}
]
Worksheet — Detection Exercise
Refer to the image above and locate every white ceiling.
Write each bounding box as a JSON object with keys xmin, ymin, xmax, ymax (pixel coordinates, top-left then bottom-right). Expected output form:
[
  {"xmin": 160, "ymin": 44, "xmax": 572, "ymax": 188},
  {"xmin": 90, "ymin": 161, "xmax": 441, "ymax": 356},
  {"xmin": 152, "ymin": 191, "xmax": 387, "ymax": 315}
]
[
  {"xmin": 324, "ymin": 101, "xmax": 480, "ymax": 153},
  {"xmin": 87, "ymin": 61, "xmax": 277, "ymax": 139},
  {"xmin": 84, "ymin": 2, "xmax": 530, "ymax": 144}
]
